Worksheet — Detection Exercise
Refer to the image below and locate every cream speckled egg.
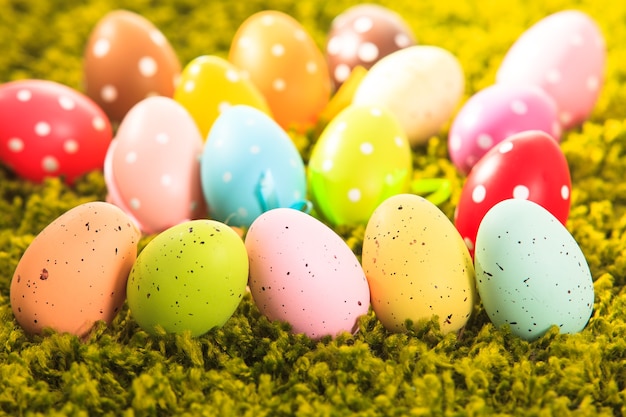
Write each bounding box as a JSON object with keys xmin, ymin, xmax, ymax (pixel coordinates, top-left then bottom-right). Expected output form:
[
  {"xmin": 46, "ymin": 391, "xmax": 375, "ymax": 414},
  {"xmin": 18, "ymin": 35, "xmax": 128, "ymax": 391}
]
[
  {"xmin": 10, "ymin": 201, "xmax": 141, "ymax": 338},
  {"xmin": 362, "ymin": 194, "xmax": 476, "ymax": 333}
]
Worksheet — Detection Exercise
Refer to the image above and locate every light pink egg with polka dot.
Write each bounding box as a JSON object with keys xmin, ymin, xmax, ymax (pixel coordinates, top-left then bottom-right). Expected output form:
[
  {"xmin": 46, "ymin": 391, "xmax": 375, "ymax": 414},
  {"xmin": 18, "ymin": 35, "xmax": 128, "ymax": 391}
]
[
  {"xmin": 454, "ymin": 130, "xmax": 571, "ymax": 258},
  {"xmin": 83, "ymin": 10, "xmax": 181, "ymax": 125},
  {"xmin": 104, "ymin": 96, "xmax": 207, "ymax": 235},
  {"xmin": 448, "ymin": 83, "xmax": 560, "ymax": 175},
  {"xmin": 496, "ymin": 10, "xmax": 606, "ymax": 130},
  {"xmin": 0, "ymin": 79, "xmax": 112, "ymax": 183},
  {"xmin": 326, "ymin": 4, "xmax": 416, "ymax": 90}
]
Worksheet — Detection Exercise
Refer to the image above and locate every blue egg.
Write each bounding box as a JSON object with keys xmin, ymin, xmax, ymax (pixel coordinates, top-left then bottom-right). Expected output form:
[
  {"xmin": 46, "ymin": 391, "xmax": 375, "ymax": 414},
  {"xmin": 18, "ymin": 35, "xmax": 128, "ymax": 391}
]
[{"xmin": 200, "ymin": 105, "xmax": 308, "ymax": 228}]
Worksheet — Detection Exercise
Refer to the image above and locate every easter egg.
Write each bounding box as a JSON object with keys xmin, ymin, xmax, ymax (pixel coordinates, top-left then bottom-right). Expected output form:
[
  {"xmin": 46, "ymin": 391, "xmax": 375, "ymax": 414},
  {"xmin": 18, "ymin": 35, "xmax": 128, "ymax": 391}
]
[
  {"xmin": 0, "ymin": 79, "xmax": 112, "ymax": 183},
  {"xmin": 200, "ymin": 105, "xmax": 307, "ymax": 229},
  {"xmin": 474, "ymin": 199, "xmax": 594, "ymax": 341},
  {"xmin": 496, "ymin": 10, "xmax": 606, "ymax": 129},
  {"xmin": 83, "ymin": 9, "xmax": 181, "ymax": 124},
  {"xmin": 448, "ymin": 84, "xmax": 561, "ymax": 174},
  {"xmin": 173, "ymin": 55, "xmax": 271, "ymax": 140},
  {"xmin": 352, "ymin": 45, "xmax": 464, "ymax": 146},
  {"xmin": 326, "ymin": 4, "xmax": 416, "ymax": 89},
  {"xmin": 362, "ymin": 194, "xmax": 476, "ymax": 334},
  {"xmin": 127, "ymin": 220, "xmax": 249, "ymax": 336},
  {"xmin": 228, "ymin": 10, "xmax": 331, "ymax": 131},
  {"xmin": 10, "ymin": 202, "xmax": 141, "ymax": 337},
  {"xmin": 308, "ymin": 104, "xmax": 412, "ymax": 227},
  {"xmin": 104, "ymin": 96, "xmax": 206, "ymax": 235},
  {"xmin": 455, "ymin": 130, "xmax": 571, "ymax": 258},
  {"xmin": 245, "ymin": 208, "xmax": 370, "ymax": 339}
]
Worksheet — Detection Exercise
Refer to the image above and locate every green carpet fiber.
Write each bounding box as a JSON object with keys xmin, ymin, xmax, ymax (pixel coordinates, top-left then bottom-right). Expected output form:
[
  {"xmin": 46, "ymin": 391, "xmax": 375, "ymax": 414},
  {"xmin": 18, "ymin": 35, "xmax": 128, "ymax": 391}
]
[{"xmin": 2, "ymin": 0, "xmax": 626, "ymax": 416}]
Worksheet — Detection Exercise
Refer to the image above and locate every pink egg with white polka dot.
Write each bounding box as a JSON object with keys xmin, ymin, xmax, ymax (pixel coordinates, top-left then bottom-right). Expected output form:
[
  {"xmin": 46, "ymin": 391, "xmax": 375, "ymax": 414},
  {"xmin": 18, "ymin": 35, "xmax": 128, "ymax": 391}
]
[
  {"xmin": 83, "ymin": 10, "xmax": 181, "ymax": 125},
  {"xmin": 104, "ymin": 96, "xmax": 207, "ymax": 235},
  {"xmin": 326, "ymin": 4, "xmax": 416, "ymax": 90},
  {"xmin": 0, "ymin": 79, "xmax": 112, "ymax": 183},
  {"xmin": 454, "ymin": 130, "xmax": 571, "ymax": 258},
  {"xmin": 496, "ymin": 10, "xmax": 606, "ymax": 130},
  {"xmin": 448, "ymin": 83, "xmax": 560, "ymax": 175}
]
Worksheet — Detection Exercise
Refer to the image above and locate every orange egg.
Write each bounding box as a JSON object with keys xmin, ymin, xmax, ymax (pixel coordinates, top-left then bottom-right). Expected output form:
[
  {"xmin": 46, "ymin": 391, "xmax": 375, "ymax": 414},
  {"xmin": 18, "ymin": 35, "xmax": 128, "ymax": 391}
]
[{"xmin": 228, "ymin": 11, "xmax": 331, "ymax": 132}]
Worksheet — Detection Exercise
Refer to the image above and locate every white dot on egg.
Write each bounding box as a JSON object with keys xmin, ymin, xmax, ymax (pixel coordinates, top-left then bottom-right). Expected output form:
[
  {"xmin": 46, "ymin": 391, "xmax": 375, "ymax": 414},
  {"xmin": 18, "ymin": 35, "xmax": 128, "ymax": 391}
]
[
  {"xmin": 8, "ymin": 137, "xmax": 24, "ymax": 152},
  {"xmin": 101, "ymin": 85, "xmax": 118, "ymax": 103},
  {"xmin": 499, "ymin": 141, "xmax": 514, "ymax": 154},
  {"xmin": 58, "ymin": 96, "xmax": 76, "ymax": 110},
  {"xmin": 184, "ymin": 80, "xmax": 195, "ymax": 92},
  {"xmin": 348, "ymin": 188, "xmax": 362, "ymax": 202},
  {"xmin": 294, "ymin": 29, "xmax": 307, "ymax": 41},
  {"xmin": 353, "ymin": 16, "xmax": 374, "ymax": 33},
  {"xmin": 63, "ymin": 139, "xmax": 79, "ymax": 154},
  {"xmin": 395, "ymin": 136, "xmax": 405, "ymax": 147},
  {"xmin": 92, "ymin": 116, "xmax": 106, "ymax": 131},
  {"xmin": 357, "ymin": 42, "xmax": 379, "ymax": 63},
  {"xmin": 370, "ymin": 107, "xmax": 383, "ymax": 117},
  {"xmin": 334, "ymin": 64, "xmax": 351, "ymax": 83},
  {"xmin": 360, "ymin": 142, "xmax": 374, "ymax": 155},
  {"xmin": 273, "ymin": 78, "xmax": 286, "ymax": 91},
  {"xmin": 322, "ymin": 159, "xmax": 333, "ymax": 172},
  {"xmin": 41, "ymin": 156, "xmax": 59, "ymax": 173},
  {"xmin": 472, "ymin": 185, "xmax": 486, "ymax": 203},
  {"xmin": 395, "ymin": 33, "xmax": 411, "ymax": 48},
  {"xmin": 238, "ymin": 36, "xmax": 252, "ymax": 49},
  {"xmin": 449, "ymin": 134, "xmax": 462, "ymax": 152},
  {"xmin": 129, "ymin": 198, "xmax": 141, "ymax": 210},
  {"xmin": 510, "ymin": 100, "xmax": 528, "ymax": 115},
  {"xmin": 306, "ymin": 61, "xmax": 318, "ymax": 74},
  {"xmin": 546, "ymin": 69, "xmax": 561, "ymax": 84},
  {"xmin": 139, "ymin": 56, "xmax": 158, "ymax": 77},
  {"xmin": 587, "ymin": 76, "xmax": 599, "ymax": 91},
  {"xmin": 327, "ymin": 36, "xmax": 342, "ymax": 55},
  {"xmin": 513, "ymin": 185, "xmax": 530, "ymax": 200},
  {"xmin": 125, "ymin": 152, "xmax": 137, "ymax": 164},
  {"xmin": 161, "ymin": 174, "xmax": 172, "ymax": 187},
  {"xmin": 463, "ymin": 237, "xmax": 475, "ymax": 251},
  {"xmin": 250, "ymin": 145, "xmax": 261, "ymax": 154},
  {"xmin": 271, "ymin": 43, "xmax": 285, "ymax": 57},
  {"xmin": 561, "ymin": 185, "xmax": 570, "ymax": 200},
  {"xmin": 261, "ymin": 14, "xmax": 275, "ymax": 26},
  {"xmin": 225, "ymin": 69, "xmax": 240, "ymax": 83},
  {"xmin": 189, "ymin": 63, "xmax": 202, "ymax": 75},
  {"xmin": 476, "ymin": 133, "xmax": 493, "ymax": 150},
  {"xmin": 35, "ymin": 122, "xmax": 51, "ymax": 137},
  {"xmin": 93, "ymin": 38, "xmax": 111, "ymax": 57},
  {"xmin": 155, "ymin": 133, "xmax": 169, "ymax": 144},
  {"xmin": 17, "ymin": 89, "xmax": 32, "ymax": 102},
  {"xmin": 223, "ymin": 171, "xmax": 233, "ymax": 183}
]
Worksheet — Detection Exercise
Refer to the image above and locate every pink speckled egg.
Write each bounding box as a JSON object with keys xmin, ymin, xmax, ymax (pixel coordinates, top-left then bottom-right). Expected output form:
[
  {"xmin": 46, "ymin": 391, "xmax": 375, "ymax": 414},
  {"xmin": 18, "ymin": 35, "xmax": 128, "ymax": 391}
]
[
  {"xmin": 245, "ymin": 207, "xmax": 370, "ymax": 339},
  {"xmin": 496, "ymin": 10, "xmax": 606, "ymax": 129}
]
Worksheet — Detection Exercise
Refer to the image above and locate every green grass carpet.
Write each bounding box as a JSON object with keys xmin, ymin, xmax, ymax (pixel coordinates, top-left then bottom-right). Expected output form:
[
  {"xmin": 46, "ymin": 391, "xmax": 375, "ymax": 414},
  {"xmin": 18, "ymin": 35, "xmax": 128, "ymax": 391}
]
[{"xmin": 2, "ymin": 0, "xmax": 626, "ymax": 415}]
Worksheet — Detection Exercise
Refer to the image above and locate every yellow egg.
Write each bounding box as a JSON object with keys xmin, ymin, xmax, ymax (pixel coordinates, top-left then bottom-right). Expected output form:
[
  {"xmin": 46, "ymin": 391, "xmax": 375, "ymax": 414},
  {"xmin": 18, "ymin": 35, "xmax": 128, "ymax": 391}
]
[{"xmin": 362, "ymin": 194, "xmax": 476, "ymax": 333}]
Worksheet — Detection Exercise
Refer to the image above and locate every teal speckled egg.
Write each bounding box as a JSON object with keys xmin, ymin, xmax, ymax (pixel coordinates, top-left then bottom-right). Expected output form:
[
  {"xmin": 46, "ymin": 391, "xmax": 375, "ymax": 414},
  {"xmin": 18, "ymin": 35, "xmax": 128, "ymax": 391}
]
[{"xmin": 474, "ymin": 199, "xmax": 594, "ymax": 340}]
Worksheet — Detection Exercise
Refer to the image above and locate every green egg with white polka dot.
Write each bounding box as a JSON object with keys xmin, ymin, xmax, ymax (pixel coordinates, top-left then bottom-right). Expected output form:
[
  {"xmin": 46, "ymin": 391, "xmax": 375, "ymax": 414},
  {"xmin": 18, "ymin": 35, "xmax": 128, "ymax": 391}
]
[
  {"xmin": 308, "ymin": 104, "xmax": 413, "ymax": 226},
  {"xmin": 126, "ymin": 219, "xmax": 249, "ymax": 336}
]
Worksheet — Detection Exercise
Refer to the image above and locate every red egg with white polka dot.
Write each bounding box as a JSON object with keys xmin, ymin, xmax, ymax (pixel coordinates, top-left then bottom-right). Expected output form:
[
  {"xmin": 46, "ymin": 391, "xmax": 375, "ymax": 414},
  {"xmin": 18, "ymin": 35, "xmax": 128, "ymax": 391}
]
[
  {"xmin": 83, "ymin": 10, "xmax": 181, "ymax": 125},
  {"xmin": 326, "ymin": 4, "xmax": 416, "ymax": 90},
  {"xmin": 496, "ymin": 10, "xmax": 606, "ymax": 130},
  {"xmin": 448, "ymin": 83, "xmax": 560, "ymax": 175},
  {"xmin": 0, "ymin": 79, "xmax": 112, "ymax": 183},
  {"xmin": 454, "ymin": 130, "xmax": 571, "ymax": 258},
  {"xmin": 228, "ymin": 10, "xmax": 331, "ymax": 132}
]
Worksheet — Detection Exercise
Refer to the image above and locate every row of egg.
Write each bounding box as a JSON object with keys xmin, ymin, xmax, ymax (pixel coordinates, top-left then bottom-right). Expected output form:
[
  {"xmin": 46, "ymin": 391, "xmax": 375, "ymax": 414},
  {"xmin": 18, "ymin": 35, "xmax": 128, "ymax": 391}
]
[{"xmin": 10, "ymin": 181, "xmax": 593, "ymax": 342}]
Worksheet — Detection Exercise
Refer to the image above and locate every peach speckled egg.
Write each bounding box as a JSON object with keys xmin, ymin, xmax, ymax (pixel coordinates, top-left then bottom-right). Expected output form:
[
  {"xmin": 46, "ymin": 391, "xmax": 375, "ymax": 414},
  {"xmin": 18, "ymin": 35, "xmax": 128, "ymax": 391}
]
[
  {"xmin": 245, "ymin": 207, "xmax": 370, "ymax": 339},
  {"xmin": 10, "ymin": 201, "xmax": 141, "ymax": 338},
  {"xmin": 362, "ymin": 194, "xmax": 476, "ymax": 334},
  {"xmin": 83, "ymin": 10, "xmax": 181, "ymax": 125}
]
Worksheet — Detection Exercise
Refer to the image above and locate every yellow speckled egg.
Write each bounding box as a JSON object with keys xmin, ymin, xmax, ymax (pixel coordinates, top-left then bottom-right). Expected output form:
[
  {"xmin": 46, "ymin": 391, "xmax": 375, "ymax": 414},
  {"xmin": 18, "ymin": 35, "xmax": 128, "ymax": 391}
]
[
  {"xmin": 10, "ymin": 201, "xmax": 141, "ymax": 338},
  {"xmin": 362, "ymin": 194, "xmax": 476, "ymax": 333}
]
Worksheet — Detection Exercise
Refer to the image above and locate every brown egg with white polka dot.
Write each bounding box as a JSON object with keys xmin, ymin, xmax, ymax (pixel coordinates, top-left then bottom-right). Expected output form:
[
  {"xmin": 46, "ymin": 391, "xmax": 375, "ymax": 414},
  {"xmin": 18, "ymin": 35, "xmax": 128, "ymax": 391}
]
[
  {"xmin": 326, "ymin": 4, "xmax": 416, "ymax": 90},
  {"xmin": 83, "ymin": 10, "xmax": 181, "ymax": 125}
]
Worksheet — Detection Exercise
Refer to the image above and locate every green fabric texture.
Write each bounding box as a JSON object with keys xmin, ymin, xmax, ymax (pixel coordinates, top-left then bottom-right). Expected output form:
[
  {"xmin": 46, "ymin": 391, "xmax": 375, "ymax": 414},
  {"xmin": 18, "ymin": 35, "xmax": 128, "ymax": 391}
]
[{"xmin": 1, "ymin": 0, "xmax": 626, "ymax": 415}]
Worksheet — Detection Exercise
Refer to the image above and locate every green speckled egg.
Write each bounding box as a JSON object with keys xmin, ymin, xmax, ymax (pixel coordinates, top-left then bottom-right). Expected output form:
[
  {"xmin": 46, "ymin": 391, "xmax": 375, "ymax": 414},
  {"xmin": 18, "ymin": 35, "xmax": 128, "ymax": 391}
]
[
  {"xmin": 474, "ymin": 199, "xmax": 594, "ymax": 340},
  {"xmin": 127, "ymin": 219, "xmax": 249, "ymax": 336}
]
